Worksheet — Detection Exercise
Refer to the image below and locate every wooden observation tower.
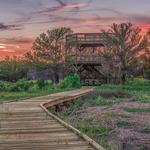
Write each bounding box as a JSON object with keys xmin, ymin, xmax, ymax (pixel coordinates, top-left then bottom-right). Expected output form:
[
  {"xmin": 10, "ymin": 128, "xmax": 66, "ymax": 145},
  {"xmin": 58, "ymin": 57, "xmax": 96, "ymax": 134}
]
[{"xmin": 66, "ymin": 33, "xmax": 109, "ymax": 85}]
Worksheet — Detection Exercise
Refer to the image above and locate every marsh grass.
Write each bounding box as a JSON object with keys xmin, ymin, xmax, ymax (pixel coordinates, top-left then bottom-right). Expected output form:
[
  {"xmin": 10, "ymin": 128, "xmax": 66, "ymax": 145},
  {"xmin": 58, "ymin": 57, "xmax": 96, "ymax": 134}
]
[
  {"xmin": 142, "ymin": 126, "xmax": 150, "ymax": 133},
  {"xmin": 97, "ymin": 78, "xmax": 150, "ymax": 103},
  {"xmin": 124, "ymin": 107, "xmax": 150, "ymax": 113},
  {"xmin": 76, "ymin": 119, "xmax": 112, "ymax": 150},
  {"xmin": 117, "ymin": 121, "xmax": 133, "ymax": 128},
  {"xmin": 0, "ymin": 88, "xmax": 74, "ymax": 103}
]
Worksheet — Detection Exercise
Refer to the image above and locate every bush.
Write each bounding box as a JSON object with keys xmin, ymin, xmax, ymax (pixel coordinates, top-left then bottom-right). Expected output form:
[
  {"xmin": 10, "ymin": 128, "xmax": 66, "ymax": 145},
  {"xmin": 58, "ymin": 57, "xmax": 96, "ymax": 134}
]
[
  {"xmin": 123, "ymin": 77, "xmax": 150, "ymax": 91},
  {"xmin": 58, "ymin": 74, "xmax": 81, "ymax": 89},
  {"xmin": 8, "ymin": 79, "xmax": 33, "ymax": 92},
  {"xmin": 28, "ymin": 84, "xmax": 39, "ymax": 92},
  {"xmin": 37, "ymin": 79, "xmax": 47, "ymax": 89},
  {"xmin": 144, "ymin": 68, "xmax": 150, "ymax": 74},
  {"xmin": 125, "ymin": 77, "xmax": 150, "ymax": 86},
  {"xmin": 0, "ymin": 75, "xmax": 80, "ymax": 93},
  {"xmin": 37, "ymin": 79, "xmax": 54, "ymax": 90},
  {"xmin": 0, "ymin": 81, "xmax": 5, "ymax": 91}
]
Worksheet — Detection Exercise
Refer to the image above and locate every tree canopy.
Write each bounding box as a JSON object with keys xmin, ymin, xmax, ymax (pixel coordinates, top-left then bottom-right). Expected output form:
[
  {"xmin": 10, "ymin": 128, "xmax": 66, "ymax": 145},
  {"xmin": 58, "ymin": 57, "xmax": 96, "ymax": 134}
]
[
  {"xmin": 27, "ymin": 27, "xmax": 73, "ymax": 64},
  {"xmin": 102, "ymin": 23, "xmax": 149, "ymax": 81}
]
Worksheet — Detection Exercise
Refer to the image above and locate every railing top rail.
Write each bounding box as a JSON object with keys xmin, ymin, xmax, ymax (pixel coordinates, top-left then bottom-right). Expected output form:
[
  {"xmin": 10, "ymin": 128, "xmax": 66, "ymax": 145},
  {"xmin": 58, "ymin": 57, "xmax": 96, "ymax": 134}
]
[
  {"xmin": 66, "ymin": 32, "xmax": 113, "ymax": 47},
  {"xmin": 66, "ymin": 33, "xmax": 105, "ymax": 39}
]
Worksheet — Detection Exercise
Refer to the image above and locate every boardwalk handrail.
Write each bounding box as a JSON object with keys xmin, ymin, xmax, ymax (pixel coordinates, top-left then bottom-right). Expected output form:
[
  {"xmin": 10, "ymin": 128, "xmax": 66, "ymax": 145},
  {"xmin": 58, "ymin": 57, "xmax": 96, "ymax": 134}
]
[{"xmin": 40, "ymin": 88, "xmax": 106, "ymax": 150}]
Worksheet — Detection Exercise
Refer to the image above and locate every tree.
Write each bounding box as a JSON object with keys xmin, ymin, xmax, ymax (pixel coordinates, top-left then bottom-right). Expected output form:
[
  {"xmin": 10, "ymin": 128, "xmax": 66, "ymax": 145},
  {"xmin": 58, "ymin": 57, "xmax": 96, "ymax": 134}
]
[
  {"xmin": 142, "ymin": 30, "xmax": 150, "ymax": 79},
  {"xmin": 144, "ymin": 30, "xmax": 150, "ymax": 68},
  {"xmin": 26, "ymin": 27, "xmax": 73, "ymax": 83},
  {"xmin": 102, "ymin": 23, "xmax": 148, "ymax": 82},
  {"xmin": 31, "ymin": 27, "xmax": 73, "ymax": 63}
]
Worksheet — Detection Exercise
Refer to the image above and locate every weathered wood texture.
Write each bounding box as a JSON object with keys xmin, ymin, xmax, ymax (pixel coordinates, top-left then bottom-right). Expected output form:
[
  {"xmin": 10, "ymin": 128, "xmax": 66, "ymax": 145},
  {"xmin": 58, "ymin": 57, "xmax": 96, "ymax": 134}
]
[
  {"xmin": 0, "ymin": 88, "xmax": 106, "ymax": 150},
  {"xmin": 66, "ymin": 33, "xmax": 106, "ymax": 47}
]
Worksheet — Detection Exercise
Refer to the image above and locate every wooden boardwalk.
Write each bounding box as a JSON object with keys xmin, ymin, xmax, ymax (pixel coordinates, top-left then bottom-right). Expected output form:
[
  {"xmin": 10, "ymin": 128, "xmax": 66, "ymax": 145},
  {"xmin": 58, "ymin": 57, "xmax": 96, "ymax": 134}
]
[{"xmin": 0, "ymin": 88, "xmax": 105, "ymax": 150}]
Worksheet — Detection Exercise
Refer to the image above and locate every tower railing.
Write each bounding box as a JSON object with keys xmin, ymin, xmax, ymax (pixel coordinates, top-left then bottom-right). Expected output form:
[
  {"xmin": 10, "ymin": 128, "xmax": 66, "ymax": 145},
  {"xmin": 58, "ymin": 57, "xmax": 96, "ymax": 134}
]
[
  {"xmin": 66, "ymin": 54, "xmax": 103, "ymax": 64},
  {"xmin": 66, "ymin": 33, "xmax": 107, "ymax": 47}
]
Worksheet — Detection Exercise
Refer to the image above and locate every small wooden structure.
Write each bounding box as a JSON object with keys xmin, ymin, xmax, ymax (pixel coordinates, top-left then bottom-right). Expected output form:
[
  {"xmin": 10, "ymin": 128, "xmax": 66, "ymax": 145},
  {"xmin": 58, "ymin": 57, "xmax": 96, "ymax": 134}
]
[{"xmin": 66, "ymin": 33, "xmax": 109, "ymax": 85}]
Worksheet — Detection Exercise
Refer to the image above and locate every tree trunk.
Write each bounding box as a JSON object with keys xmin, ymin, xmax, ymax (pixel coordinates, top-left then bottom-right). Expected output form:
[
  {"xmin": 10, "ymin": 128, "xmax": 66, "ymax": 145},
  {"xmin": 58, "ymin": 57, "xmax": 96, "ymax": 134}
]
[
  {"xmin": 122, "ymin": 74, "xmax": 126, "ymax": 83},
  {"xmin": 52, "ymin": 65, "xmax": 59, "ymax": 83}
]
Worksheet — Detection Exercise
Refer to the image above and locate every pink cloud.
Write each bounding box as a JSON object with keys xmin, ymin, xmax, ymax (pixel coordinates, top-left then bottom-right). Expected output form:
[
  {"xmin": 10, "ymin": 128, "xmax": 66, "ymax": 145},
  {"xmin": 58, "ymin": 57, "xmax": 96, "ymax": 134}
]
[{"xmin": 39, "ymin": 0, "xmax": 91, "ymax": 14}]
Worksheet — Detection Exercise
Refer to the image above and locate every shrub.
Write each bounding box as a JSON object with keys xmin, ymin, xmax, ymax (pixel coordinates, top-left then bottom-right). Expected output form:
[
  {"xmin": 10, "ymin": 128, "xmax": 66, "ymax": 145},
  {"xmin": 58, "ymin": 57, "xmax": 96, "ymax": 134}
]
[
  {"xmin": 58, "ymin": 74, "xmax": 81, "ymax": 89},
  {"xmin": 37, "ymin": 79, "xmax": 45, "ymax": 89},
  {"xmin": 125, "ymin": 77, "xmax": 150, "ymax": 86},
  {"xmin": 37, "ymin": 79, "xmax": 52, "ymax": 89},
  {"xmin": 28, "ymin": 84, "xmax": 39, "ymax": 92},
  {"xmin": 0, "ymin": 81, "xmax": 5, "ymax": 91},
  {"xmin": 142, "ymin": 126, "xmax": 150, "ymax": 133},
  {"xmin": 8, "ymin": 79, "xmax": 33, "ymax": 92},
  {"xmin": 144, "ymin": 68, "xmax": 150, "ymax": 74}
]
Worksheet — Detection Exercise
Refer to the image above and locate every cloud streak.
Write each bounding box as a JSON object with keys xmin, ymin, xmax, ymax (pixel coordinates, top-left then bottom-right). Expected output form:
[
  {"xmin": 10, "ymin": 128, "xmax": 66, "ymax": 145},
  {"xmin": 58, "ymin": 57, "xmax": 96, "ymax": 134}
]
[
  {"xmin": 0, "ymin": 23, "xmax": 22, "ymax": 31},
  {"xmin": 2, "ymin": 38, "xmax": 34, "ymax": 45},
  {"xmin": 38, "ymin": 0, "xmax": 92, "ymax": 14},
  {"xmin": 0, "ymin": 37, "xmax": 34, "ymax": 58}
]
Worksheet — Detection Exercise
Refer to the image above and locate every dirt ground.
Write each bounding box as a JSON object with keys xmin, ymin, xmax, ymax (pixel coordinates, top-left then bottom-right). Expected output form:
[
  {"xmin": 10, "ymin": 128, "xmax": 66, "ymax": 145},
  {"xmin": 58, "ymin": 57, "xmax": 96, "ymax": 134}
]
[{"xmin": 64, "ymin": 100, "xmax": 150, "ymax": 150}]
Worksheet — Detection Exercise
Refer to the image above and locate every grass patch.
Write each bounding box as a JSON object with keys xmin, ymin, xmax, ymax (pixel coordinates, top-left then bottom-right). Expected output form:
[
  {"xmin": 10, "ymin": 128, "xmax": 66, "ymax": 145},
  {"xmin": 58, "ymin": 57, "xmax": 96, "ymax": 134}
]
[
  {"xmin": 97, "ymin": 77, "xmax": 150, "ymax": 103},
  {"xmin": 55, "ymin": 96, "xmax": 121, "ymax": 114},
  {"xmin": 124, "ymin": 107, "xmax": 150, "ymax": 113},
  {"xmin": 95, "ymin": 96, "xmax": 119, "ymax": 105},
  {"xmin": 142, "ymin": 126, "xmax": 150, "ymax": 133},
  {"xmin": 117, "ymin": 121, "xmax": 133, "ymax": 128},
  {"xmin": 76, "ymin": 119, "xmax": 112, "ymax": 150},
  {"xmin": 0, "ymin": 88, "xmax": 74, "ymax": 103}
]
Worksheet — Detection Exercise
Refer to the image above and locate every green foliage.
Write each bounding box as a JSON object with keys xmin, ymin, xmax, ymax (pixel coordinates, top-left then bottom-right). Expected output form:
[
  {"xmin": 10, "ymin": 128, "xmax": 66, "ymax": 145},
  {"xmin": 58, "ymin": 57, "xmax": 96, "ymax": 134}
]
[
  {"xmin": 9, "ymin": 79, "xmax": 33, "ymax": 92},
  {"xmin": 78, "ymin": 125, "xmax": 111, "ymax": 149},
  {"xmin": 0, "ymin": 81, "xmax": 5, "ymax": 91},
  {"xmin": 98, "ymin": 77, "xmax": 150, "ymax": 103},
  {"xmin": 142, "ymin": 126, "xmax": 150, "ymax": 133},
  {"xmin": 0, "ymin": 89, "xmax": 64, "ymax": 102},
  {"xmin": 37, "ymin": 79, "xmax": 48, "ymax": 89},
  {"xmin": 58, "ymin": 74, "xmax": 81, "ymax": 89},
  {"xmin": 0, "ymin": 75, "xmax": 81, "ymax": 102},
  {"xmin": 144, "ymin": 68, "xmax": 150, "ymax": 74},
  {"xmin": 95, "ymin": 96, "xmax": 115, "ymax": 105},
  {"xmin": 0, "ymin": 74, "xmax": 80, "ymax": 93},
  {"xmin": 124, "ymin": 77, "xmax": 150, "ymax": 87},
  {"xmin": 124, "ymin": 107, "xmax": 150, "ymax": 113},
  {"xmin": 0, "ymin": 58, "xmax": 28, "ymax": 82},
  {"xmin": 0, "ymin": 79, "xmax": 53, "ymax": 92}
]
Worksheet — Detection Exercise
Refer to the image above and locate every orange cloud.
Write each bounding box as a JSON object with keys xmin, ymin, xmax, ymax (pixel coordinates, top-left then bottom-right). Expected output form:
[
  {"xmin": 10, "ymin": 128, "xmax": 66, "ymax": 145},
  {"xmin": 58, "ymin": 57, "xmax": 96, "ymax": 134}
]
[
  {"xmin": 135, "ymin": 23, "xmax": 150, "ymax": 34},
  {"xmin": 0, "ymin": 37, "xmax": 34, "ymax": 59},
  {"xmin": 0, "ymin": 50, "xmax": 29, "ymax": 59}
]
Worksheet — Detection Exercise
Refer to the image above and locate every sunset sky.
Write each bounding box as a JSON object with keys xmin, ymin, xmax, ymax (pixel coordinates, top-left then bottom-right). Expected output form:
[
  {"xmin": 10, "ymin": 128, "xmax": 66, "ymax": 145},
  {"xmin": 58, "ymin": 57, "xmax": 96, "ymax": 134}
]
[{"xmin": 0, "ymin": 0, "xmax": 150, "ymax": 58}]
